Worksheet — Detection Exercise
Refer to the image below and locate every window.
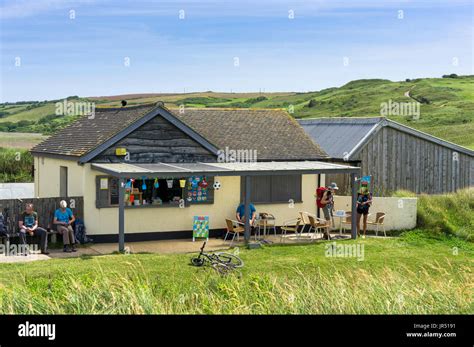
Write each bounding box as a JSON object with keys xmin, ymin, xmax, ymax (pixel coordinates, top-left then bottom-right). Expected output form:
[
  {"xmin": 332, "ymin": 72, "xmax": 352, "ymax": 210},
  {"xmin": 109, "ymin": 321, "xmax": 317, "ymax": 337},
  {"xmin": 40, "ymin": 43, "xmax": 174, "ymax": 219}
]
[
  {"xmin": 96, "ymin": 176, "xmax": 214, "ymax": 208},
  {"xmin": 240, "ymin": 175, "xmax": 302, "ymax": 204}
]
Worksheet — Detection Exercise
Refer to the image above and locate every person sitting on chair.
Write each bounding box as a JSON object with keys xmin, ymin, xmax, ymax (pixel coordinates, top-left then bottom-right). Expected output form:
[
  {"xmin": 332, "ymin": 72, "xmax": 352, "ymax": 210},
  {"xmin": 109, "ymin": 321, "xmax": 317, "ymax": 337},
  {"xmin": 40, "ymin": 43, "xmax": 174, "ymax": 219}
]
[
  {"xmin": 18, "ymin": 203, "xmax": 49, "ymax": 255},
  {"xmin": 236, "ymin": 202, "xmax": 257, "ymax": 227},
  {"xmin": 54, "ymin": 200, "xmax": 77, "ymax": 253}
]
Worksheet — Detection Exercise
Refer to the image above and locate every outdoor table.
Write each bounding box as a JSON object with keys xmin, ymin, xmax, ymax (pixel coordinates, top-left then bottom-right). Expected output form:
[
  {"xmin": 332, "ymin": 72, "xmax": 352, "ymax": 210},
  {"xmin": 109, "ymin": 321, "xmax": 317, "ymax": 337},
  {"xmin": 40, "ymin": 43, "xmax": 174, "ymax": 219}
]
[
  {"xmin": 334, "ymin": 212, "xmax": 372, "ymax": 236},
  {"xmin": 334, "ymin": 213, "xmax": 347, "ymax": 235}
]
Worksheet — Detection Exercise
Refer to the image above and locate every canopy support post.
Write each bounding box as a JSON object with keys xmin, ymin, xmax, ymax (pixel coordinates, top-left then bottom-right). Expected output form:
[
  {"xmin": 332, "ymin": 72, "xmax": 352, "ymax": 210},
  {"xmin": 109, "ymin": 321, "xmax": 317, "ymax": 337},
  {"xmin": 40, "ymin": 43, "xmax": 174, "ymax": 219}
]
[
  {"xmin": 351, "ymin": 172, "xmax": 357, "ymax": 239},
  {"xmin": 244, "ymin": 175, "xmax": 251, "ymax": 243},
  {"xmin": 118, "ymin": 177, "xmax": 125, "ymax": 252}
]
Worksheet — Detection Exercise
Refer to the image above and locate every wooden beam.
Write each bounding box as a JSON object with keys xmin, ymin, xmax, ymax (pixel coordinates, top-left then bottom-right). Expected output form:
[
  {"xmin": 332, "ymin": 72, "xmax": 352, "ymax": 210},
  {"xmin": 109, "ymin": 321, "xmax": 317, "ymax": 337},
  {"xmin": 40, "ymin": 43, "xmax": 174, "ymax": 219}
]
[
  {"xmin": 118, "ymin": 177, "xmax": 125, "ymax": 252},
  {"xmin": 244, "ymin": 175, "xmax": 251, "ymax": 243},
  {"xmin": 351, "ymin": 173, "xmax": 357, "ymax": 239}
]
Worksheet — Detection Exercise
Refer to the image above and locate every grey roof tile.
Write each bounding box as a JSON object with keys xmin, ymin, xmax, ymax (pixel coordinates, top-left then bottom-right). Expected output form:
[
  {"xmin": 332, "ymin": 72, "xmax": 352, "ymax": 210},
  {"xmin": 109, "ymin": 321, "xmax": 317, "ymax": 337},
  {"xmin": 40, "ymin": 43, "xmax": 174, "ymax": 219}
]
[
  {"xmin": 31, "ymin": 105, "xmax": 328, "ymax": 161},
  {"xmin": 171, "ymin": 108, "xmax": 328, "ymax": 160}
]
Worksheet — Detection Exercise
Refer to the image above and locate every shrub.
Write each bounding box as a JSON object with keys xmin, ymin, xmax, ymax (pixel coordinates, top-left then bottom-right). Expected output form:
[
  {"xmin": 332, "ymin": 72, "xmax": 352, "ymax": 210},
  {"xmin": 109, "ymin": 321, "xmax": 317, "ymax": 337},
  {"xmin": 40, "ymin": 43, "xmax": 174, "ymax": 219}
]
[
  {"xmin": 442, "ymin": 74, "xmax": 459, "ymax": 79},
  {"xmin": 0, "ymin": 148, "xmax": 33, "ymax": 182},
  {"xmin": 308, "ymin": 99, "xmax": 317, "ymax": 108},
  {"xmin": 394, "ymin": 189, "xmax": 474, "ymax": 241}
]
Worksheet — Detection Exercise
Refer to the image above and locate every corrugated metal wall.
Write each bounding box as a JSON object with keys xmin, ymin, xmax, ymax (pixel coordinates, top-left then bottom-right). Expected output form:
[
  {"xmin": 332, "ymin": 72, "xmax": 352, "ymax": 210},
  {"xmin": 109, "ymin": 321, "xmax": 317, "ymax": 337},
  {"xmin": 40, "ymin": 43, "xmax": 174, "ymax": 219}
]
[{"xmin": 326, "ymin": 126, "xmax": 473, "ymax": 196}]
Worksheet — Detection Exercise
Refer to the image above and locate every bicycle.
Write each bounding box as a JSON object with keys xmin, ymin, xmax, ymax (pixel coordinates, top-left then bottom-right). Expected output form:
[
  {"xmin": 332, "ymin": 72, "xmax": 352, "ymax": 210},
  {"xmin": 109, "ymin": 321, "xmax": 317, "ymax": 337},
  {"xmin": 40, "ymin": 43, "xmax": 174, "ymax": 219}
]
[{"xmin": 191, "ymin": 241, "xmax": 244, "ymax": 275}]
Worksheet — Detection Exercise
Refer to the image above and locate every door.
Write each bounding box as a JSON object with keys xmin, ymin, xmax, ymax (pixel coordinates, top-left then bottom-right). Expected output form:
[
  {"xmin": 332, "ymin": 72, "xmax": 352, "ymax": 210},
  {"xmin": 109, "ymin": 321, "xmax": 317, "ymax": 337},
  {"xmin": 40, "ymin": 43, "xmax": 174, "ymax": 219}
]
[{"xmin": 60, "ymin": 166, "xmax": 68, "ymax": 197}]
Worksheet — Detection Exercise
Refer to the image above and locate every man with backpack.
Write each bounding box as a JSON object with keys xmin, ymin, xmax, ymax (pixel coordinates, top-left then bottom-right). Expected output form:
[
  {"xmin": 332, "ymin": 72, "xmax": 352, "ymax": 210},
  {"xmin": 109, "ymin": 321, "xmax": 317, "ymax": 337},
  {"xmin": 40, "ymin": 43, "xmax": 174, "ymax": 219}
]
[
  {"xmin": 19, "ymin": 203, "xmax": 49, "ymax": 255},
  {"xmin": 0, "ymin": 211, "xmax": 8, "ymax": 239},
  {"xmin": 316, "ymin": 183, "xmax": 339, "ymax": 239}
]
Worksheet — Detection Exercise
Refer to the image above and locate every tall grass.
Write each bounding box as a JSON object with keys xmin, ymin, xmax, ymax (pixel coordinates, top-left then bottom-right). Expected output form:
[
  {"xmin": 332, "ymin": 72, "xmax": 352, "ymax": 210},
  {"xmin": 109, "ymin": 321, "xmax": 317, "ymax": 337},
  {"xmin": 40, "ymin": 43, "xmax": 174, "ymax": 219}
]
[
  {"xmin": 395, "ymin": 188, "xmax": 474, "ymax": 241},
  {"xmin": 0, "ymin": 148, "xmax": 33, "ymax": 182},
  {"xmin": 0, "ymin": 257, "xmax": 471, "ymax": 314},
  {"xmin": 0, "ymin": 235, "xmax": 472, "ymax": 314}
]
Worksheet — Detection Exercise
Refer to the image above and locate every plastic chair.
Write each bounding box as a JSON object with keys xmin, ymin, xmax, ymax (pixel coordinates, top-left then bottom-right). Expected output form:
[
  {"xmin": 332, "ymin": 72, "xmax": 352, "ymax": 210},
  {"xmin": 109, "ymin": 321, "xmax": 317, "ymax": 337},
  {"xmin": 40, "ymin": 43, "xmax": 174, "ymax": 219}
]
[
  {"xmin": 367, "ymin": 212, "xmax": 386, "ymax": 237},
  {"xmin": 280, "ymin": 218, "xmax": 302, "ymax": 242},
  {"xmin": 298, "ymin": 211, "xmax": 312, "ymax": 235},
  {"xmin": 224, "ymin": 219, "xmax": 245, "ymax": 246},
  {"xmin": 307, "ymin": 214, "xmax": 331, "ymax": 240}
]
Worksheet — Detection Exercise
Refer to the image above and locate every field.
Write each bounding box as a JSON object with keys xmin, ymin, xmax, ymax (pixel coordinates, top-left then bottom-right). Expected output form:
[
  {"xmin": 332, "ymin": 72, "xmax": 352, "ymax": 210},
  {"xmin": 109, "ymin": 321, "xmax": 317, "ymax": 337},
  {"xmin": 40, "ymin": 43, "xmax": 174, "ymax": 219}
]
[
  {"xmin": 1, "ymin": 75, "xmax": 473, "ymax": 149},
  {"xmin": 0, "ymin": 132, "xmax": 47, "ymax": 149},
  {"xmin": 0, "ymin": 190, "xmax": 472, "ymax": 314}
]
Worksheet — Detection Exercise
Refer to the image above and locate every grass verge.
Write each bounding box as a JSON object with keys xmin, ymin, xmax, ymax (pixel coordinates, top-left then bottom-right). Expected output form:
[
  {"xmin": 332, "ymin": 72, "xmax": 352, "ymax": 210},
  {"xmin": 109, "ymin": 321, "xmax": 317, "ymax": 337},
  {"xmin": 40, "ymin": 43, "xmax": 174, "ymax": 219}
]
[{"xmin": 0, "ymin": 233, "xmax": 472, "ymax": 314}]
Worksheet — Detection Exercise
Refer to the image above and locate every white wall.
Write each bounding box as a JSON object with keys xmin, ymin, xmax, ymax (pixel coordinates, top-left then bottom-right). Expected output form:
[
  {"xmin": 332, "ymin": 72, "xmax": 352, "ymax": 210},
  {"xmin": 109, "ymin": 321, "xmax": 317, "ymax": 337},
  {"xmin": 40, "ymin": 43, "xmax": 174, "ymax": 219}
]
[
  {"xmin": 34, "ymin": 156, "xmax": 84, "ymax": 198},
  {"xmin": 333, "ymin": 195, "xmax": 417, "ymax": 231}
]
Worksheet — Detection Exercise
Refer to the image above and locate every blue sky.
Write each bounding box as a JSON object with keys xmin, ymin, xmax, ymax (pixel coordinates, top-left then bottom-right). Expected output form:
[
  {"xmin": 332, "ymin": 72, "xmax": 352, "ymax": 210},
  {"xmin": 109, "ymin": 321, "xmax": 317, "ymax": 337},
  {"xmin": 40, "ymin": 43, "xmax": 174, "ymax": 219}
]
[{"xmin": 0, "ymin": 0, "xmax": 472, "ymax": 102}]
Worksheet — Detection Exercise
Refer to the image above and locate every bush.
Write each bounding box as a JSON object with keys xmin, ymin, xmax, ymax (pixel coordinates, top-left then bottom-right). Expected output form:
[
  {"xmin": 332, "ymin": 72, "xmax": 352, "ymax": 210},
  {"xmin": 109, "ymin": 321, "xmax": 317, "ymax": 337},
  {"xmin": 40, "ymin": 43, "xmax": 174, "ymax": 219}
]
[
  {"xmin": 0, "ymin": 148, "xmax": 33, "ymax": 182},
  {"xmin": 308, "ymin": 99, "xmax": 317, "ymax": 108},
  {"xmin": 442, "ymin": 74, "xmax": 458, "ymax": 79},
  {"xmin": 394, "ymin": 189, "xmax": 474, "ymax": 241}
]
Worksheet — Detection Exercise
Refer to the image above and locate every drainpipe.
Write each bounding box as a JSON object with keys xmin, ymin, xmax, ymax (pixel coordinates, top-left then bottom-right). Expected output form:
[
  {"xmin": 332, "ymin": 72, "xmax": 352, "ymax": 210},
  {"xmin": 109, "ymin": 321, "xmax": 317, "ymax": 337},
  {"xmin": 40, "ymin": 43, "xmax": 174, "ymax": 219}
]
[{"xmin": 118, "ymin": 177, "xmax": 125, "ymax": 252}]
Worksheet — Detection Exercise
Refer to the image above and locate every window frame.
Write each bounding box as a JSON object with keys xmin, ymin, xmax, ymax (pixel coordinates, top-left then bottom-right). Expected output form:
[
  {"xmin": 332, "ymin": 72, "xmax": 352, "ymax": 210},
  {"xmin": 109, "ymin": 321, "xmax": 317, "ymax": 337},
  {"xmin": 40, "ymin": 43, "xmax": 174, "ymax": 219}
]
[
  {"xmin": 95, "ymin": 175, "xmax": 215, "ymax": 209},
  {"xmin": 240, "ymin": 174, "xmax": 302, "ymax": 204}
]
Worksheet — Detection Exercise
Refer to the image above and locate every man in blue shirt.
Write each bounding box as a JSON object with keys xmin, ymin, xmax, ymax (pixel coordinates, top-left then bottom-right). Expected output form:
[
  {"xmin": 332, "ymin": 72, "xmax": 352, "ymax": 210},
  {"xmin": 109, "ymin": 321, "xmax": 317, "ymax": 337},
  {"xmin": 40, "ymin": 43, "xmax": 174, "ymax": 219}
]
[
  {"xmin": 236, "ymin": 202, "xmax": 257, "ymax": 226},
  {"xmin": 53, "ymin": 200, "xmax": 76, "ymax": 252}
]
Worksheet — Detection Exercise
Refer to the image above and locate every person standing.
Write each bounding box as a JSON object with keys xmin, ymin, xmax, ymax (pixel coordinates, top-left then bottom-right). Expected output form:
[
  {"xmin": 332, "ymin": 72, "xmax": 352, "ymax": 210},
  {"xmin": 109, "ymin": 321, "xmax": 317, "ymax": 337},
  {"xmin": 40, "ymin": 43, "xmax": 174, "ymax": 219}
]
[
  {"xmin": 54, "ymin": 200, "xmax": 77, "ymax": 252},
  {"xmin": 319, "ymin": 185, "xmax": 337, "ymax": 240},
  {"xmin": 18, "ymin": 203, "xmax": 49, "ymax": 255},
  {"xmin": 356, "ymin": 181, "xmax": 373, "ymax": 238},
  {"xmin": 326, "ymin": 182, "xmax": 339, "ymax": 228}
]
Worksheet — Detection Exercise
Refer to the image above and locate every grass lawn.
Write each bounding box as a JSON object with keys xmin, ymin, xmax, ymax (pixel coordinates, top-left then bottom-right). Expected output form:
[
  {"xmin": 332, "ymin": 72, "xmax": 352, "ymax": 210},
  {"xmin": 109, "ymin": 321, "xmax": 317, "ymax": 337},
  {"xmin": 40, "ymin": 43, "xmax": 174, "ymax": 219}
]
[{"xmin": 0, "ymin": 230, "xmax": 472, "ymax": 314}]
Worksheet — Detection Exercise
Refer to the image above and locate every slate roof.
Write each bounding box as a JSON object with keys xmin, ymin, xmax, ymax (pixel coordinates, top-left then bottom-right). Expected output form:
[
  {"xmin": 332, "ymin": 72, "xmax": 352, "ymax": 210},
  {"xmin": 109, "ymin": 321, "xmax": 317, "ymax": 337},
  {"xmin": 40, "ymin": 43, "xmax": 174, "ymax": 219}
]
[
  {"xmin": 298, "ymin": 117, "xmax": 382, "ymax": 159},
  {"xmin": 299, "ymin": 117, "xmax": 474, "ymax": 159},
  {"xmin": 31, "ymin": 104, "xmax": 328, "ymax": 161},
  {"xmin": 31, "ymin": 104, "xmax": 157, "ymax": 157},
  {"xmin": 173, "ymin": 108, "xmax": 327, "ymax": 160}
]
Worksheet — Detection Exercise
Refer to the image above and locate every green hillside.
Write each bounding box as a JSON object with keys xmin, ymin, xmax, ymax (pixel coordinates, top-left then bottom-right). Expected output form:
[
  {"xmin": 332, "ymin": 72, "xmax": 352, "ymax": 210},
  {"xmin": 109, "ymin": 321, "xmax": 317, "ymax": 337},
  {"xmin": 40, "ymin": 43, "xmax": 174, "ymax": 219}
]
[{"xmin": 1, "ymin": 75, "xmax": 473, "ymax": 149}]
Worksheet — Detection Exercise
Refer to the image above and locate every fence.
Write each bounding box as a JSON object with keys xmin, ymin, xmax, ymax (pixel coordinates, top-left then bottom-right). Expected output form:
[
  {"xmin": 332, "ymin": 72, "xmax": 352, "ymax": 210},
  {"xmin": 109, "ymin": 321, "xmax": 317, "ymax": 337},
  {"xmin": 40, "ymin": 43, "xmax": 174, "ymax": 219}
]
[{"xmin": 0, "ymin": 196, "xmax": 83, "ymax": 234}]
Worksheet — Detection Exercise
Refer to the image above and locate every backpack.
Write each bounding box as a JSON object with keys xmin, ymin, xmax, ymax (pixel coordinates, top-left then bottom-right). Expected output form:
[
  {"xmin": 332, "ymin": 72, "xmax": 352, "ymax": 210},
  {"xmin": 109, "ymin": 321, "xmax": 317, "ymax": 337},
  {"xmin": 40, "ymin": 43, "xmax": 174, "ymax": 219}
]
[
  {"xmin": 0, "ymin": 213, "xmax": 7, "ymax": 237},
  {"xmin": 74, "ymin": 218, "xmax": 93, "ymax": 244},
  {"xmin": 316, "ymin": 187, "xmax": 328, "ymax": 208}
]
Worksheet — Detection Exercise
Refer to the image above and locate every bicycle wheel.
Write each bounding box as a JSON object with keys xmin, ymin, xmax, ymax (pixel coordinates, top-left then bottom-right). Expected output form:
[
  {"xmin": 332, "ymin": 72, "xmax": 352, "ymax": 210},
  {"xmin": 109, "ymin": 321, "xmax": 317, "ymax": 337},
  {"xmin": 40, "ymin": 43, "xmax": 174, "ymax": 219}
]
[
  {"xmin": 191, "ymin": 257, "xmax": 205, "ymax": 267},
  {"xmin": 211, "ymin": 262, "xmax": 232, "ymax": 276},
  {"xmin": 215, "ymin": 252, "xmax": 244, "ymax": 268}
]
